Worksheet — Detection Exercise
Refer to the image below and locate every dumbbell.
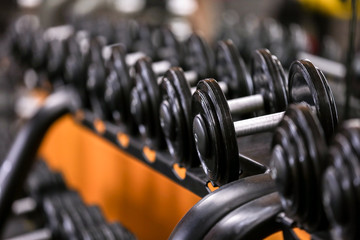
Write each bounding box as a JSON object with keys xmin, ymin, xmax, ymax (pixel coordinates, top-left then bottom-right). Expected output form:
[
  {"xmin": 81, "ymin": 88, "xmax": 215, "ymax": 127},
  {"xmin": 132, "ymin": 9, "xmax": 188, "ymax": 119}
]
[
  {"xmin": 192, "ymin": 59, "xmax": 338, "ymax": 186},
  {"xmin": 270, "ymin": 104, "xmax": 329, "ymax": 232},
  {"xmin": 11, "ymin": 191, "xmax": 106, "ymax": 240},
  {"xmin": 42, "ymin": 191, "xmax": 105, "ymax": 239},
  {"xmin": 216, "ymin": 41, "xmax": 288, "ymax": 116},
  {"xmin": 322, "ymin": 120, "xmax": 360, "ymax": 240},
  {"xmin": 159, "ymin": 43, "xmax": 287, "ymax": 168},
  {"xmin": 12, "ymin": 160, "xmax": 67, "ymax": 216},
  {"xmin": 159, "ymin": 67, "xmax": 229, "ymax": 168},
  {"xmin": 129, "ymin": 34, "xmax": 214, "ymax": 148},
  {"xmin": 158, "ymin": 41, "xmax": 276, "ymax": 168},
  {"xmin": 90, "ymin": 29, "xmax": 189, "ymax": 122}
]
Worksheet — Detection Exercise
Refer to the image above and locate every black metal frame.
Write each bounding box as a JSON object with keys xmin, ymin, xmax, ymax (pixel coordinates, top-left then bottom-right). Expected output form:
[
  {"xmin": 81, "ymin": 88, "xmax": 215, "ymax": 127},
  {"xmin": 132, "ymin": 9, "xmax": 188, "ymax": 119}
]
[{"xmin": 0, "ymin": 87, "xmax": 80, "ymax": 233}]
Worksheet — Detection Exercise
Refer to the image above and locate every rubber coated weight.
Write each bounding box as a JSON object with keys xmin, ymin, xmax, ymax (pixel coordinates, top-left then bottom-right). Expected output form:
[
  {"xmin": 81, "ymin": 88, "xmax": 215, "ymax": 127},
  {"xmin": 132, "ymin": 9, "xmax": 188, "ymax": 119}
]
[
  {"xmin": 131, "ymin": 34, "xmax": 213, "ymax": 149},
  {"xmin": 323, "ymin": 120, "xmax": 360, "ymax": 240},
  {"xmin": 104, "ymin": 44, "xmax": 138, "ymax": 133},
  {"xmin": 192, "ymin": 79, "xmax": 239, "ymax": 186},
  {"xmin": 216, "ymin": 40, "xmax": 253, "ymax": 98},
  {"xmin": 159, "ymin": 67, "xmax": 197, "ymax": 167},
  {"xmin": 191, "ymin": 59, "xmax": 337, "ymax": 185},
  {"xmin": 288, "ymin": 60, "xmax": 338, "ymax": 141},
  {"xmin": 130, "ymin": 57, "xmax": 165, "ymax": 148},
  {"xmin": 186, "ymin": 33, "xmax": 214, "ymax": 79},
  {"xmin": 271, "ymin": 104, "xmax": 328, "ymax": 231},
  {"xmin": 153, "ymin": 27, "xmax": 184, "ymax": 67},
  {"xmin": 252, "ymin": 48, "xmax": 288, "ymax": 113}
]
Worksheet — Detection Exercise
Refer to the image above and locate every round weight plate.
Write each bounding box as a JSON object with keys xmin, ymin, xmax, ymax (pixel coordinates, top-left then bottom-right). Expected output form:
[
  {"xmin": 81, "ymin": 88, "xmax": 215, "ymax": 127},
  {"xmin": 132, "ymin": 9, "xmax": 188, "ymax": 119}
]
[
  {"xmin": 328, "ymin": 146, "xmax": 357, "ymax": 229},
  {"xmin": 132, "ymin": 23, "xmax": 156, "ymax": 59},
  {"xmin": 186, "ymin": 34, "xmax": 214, "ymax": 79},
  {"xmin": 132, "ymin": 57, "xmax": 164, "ymax": 148},
  {"xmin": 87, "ymin": 62, "xmax": 110, "ymax": 120},
  {"xmin": 271, "ymin": 122, "xmax": 301, "ymax": 218},
  {"xmin": 271, "ymin": 131, "xmax": 291, "ymax": 197},
  {"xmin": 288, "ymin": 60, "xmax": 338, "ymax": 140},
  {"xmin": 281, "ymin": 108, "xmax": 313, "ymax": 223},
  {"xmin": 215, "ymin": 40, "xmax": 253, "ymax": 98},
  {"xmin": 192, "ymin": 79, "xmax": 239, "ymax": 186},
  {"xmin": 331, "ymin": 135, "xmax": 359, "ymax": 224},
  {"xmin": 317, "ymin": 69, "xmax": 338, "ymax": 136},
  {"xmin": 290, "ymin": 104, "xmax": 327, "ymax": 230},
  {"xmin": 251, "ymin": 49, "xmax": 288, "ymax": 113},
  {"xmin": 160, "ymin": 67, "xmax": 199, "ymax": 167},
  {"xmin": 341, "ymin": 122, "xmax": 360, "ymax": 205},
  {"xmin": 104, "ymin": 44, "xmax": 138, "ymax": 133},
  {"xmin": 153, "ymin": 27, "xmax": 183, "ymax": 67}
]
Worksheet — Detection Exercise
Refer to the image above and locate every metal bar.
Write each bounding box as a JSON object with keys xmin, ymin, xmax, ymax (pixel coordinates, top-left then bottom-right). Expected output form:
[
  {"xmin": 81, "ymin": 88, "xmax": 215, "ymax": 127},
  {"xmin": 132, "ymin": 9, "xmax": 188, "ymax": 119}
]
[
  {"xmin": 234, "ymin": 112, "xmax": 285, "ymax": 136},
  {"xmin": 228, "ymin": 94, "xmax": 264, "ymax": 115}
]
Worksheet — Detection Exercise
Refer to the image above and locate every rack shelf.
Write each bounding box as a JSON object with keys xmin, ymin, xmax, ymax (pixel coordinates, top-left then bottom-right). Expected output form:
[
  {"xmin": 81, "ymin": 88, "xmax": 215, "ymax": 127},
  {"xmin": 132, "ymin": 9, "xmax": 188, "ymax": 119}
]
[{"xmin": 77, "ymin": 110, "xmax": 271, "ymax": 197}]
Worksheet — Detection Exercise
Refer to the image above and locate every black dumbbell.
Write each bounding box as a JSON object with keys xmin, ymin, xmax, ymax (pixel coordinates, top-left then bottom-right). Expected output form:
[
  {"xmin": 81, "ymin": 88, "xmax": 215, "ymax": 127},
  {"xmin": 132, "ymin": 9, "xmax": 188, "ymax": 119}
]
[
  {"xmin": 192, "ymin": 59, "xmax": 338, "ymax": 186},
  {"xmin": 42, "ymin": 191, "xmax": 106, "ymax": 239},
  {"xmin": 12, "ymin": 191, "xmax": 106, "ymax": 240},
  {"xmin": 322, "ymin": 120, "xmax": 360, "ymax": 240},
  {"xmin": 159, "ymin": 67, "xmax": 229, "ymax": 168},
  {"xmin": 158, "ymin": 39, "xmax": 265, "ymax": 168},
  {"xmin": 216, "ymin": 41, "xmax": 288, "ymax": 116},
  {"xmin": 158, "ymin": 42, "xmax": 286, "ymax": 168},
  {"xmin": 102, "ymin": 27, "xmax": 185, "ymax": 73},
  {"xmin": 12, "ymin": 160, "xmax": 67, "ymax": 216},
  {"xmin": 129, "ymin": 35, "xmax": 214, "ymax": 148},
  {"xmin": 270, "ymin": 104, "xmax": 329, "ymax": 232},
  {"xmin": 92, "ymin": 29, "xmax": 187, "ymax": 122}
]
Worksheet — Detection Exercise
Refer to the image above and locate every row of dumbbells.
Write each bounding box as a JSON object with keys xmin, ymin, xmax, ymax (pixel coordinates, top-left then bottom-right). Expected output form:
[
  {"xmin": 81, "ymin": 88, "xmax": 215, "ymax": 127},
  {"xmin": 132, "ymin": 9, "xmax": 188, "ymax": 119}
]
[
  {"xmin": 9, "ymin": 16, "xmax": 338, "ymax": 185},
  {"xmin": 9, "ymin": 160, "xmax": 135, "ymax": 240},
  {"xmin": 9, "ymin": 16, "xmax": 360, "ymax": 240}
]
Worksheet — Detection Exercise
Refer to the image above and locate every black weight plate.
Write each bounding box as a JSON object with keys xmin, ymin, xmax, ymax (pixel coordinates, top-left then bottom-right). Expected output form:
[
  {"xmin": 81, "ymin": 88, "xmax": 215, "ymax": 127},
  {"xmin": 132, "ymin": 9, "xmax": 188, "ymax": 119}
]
[
  {"xmin": 288, "ymin": 60, "xmax": 338, "ymax": 140},
  {"xmin": 279, "ymin": 114, "xmax": 310, "ymax": 221},
  {"xmin": 191, "ymin": 79, "xmax": 239, "ymax": 185},
  {"xmin": 87, "ymin": 61, "xmax": 110, "ymax": 120},
  {"xmin": 131, "ymin": 23, "xmax": 155, "ymax": 59},
  {"xmin": 271, "ymin": 124, "xmax": 301, "ymax": 218},
  {"xmin": 333, "ymin": 134, "xmax": 360, "ymax": 190},
  {"xmin": 104, "ymin": 44, "xmax": 138, "ymax": 133},
  {"xmin": 132, "ymin": 57, "xmax": 164, "ymax": 148},
  {"xmin": 186, "ymin": 34, "xmax": 214, "ymax": 79},
  {"xmin": 317, "ymin": 69, "xmax": 338, "ymax": 137},
  {"xmin": 271, "ymin": 132, "xmax": 291, "ymax": 197},
  {"xmin": 328, "ymin": 146, "xmax": 357, "ymax": 228},
  {"xmin": 341, "ymin": 122, "xmax": 360, "ymax": 205},
  {"xmin": 251, "ymin": 49, "xmax": 288, "ymax": 113},
  {"xmin": 215, "ymin": 40, "xmax": 252, "ymax": 98},
  {"xmin": 322, "ymin": 157, "xmax": 348, "ymax": 230},
  {"xmin": 160, "ymin": 67, "xmax": 199, "ymax": 167},
  {"xmin": 153, "ymin": 27, "xmax": 183, "ymax": 67},
  {"xmin": 291, "ymin": 104, "xmax": 327, "ymax": 230}
]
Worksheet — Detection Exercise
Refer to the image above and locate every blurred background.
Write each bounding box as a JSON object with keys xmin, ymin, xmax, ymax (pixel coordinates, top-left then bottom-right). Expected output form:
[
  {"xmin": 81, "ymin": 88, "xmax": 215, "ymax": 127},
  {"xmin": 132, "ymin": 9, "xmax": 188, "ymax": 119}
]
[{"xmin": 0, "ymin": 1, "xmax": 359, "ymax": 239}]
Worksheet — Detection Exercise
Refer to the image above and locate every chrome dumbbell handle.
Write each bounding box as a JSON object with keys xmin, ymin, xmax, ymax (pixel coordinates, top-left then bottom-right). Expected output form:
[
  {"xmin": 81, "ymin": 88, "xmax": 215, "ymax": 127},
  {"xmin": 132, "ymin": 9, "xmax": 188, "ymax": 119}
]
[
  {"xmin": 234, "ymin": 111, "xmax": 285, "ymax": 136},
  {"xmin": 228, "ymin": 94, "xmax": 264, "ymax": 116}
]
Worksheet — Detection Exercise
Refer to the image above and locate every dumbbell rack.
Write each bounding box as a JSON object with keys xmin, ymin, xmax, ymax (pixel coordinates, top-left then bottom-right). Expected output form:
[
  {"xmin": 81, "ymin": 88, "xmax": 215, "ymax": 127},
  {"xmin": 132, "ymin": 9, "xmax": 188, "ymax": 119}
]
[{"xmin": 78, "ymin": 109, "xmax": 267, "ymax": 197}]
